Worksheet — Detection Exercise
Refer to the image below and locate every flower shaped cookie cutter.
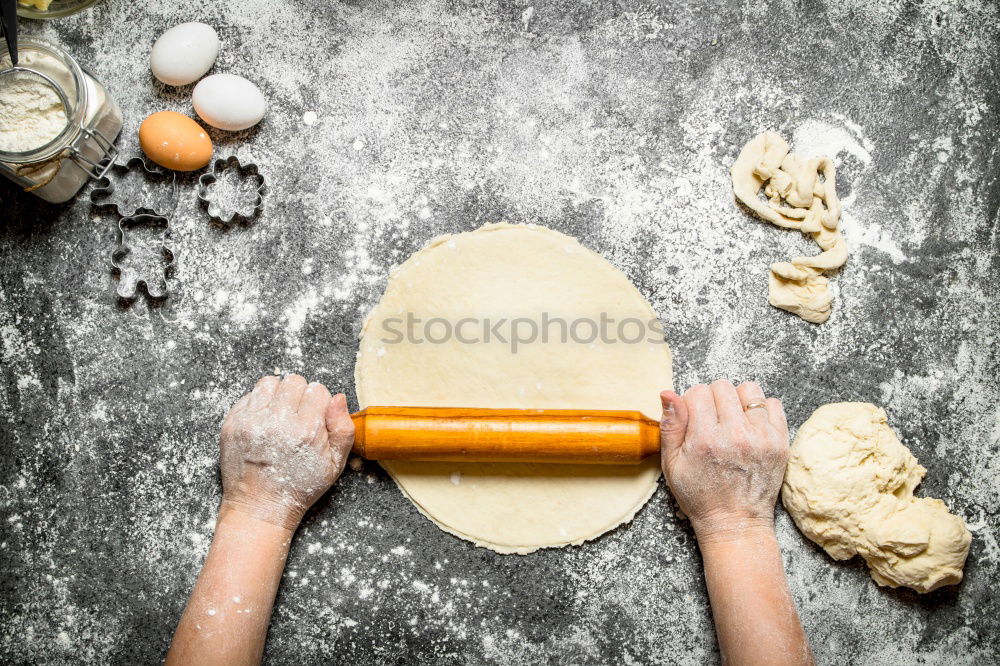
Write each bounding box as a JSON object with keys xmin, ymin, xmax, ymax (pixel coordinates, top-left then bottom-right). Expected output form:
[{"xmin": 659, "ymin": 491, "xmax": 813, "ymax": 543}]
[{"xmin": 196, "ymin": 156, "xmax": 266, "ymax": 224}]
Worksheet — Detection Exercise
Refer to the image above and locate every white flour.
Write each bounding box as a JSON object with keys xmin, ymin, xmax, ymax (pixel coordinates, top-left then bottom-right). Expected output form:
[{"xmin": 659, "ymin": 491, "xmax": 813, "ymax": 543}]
[
  {"xmin": 0, "ymin": 71, "xmax": 67, "ymax": 152},
  {"xmin": 2, "ymin": 0, "xmax": 998, "ymax": 663}
]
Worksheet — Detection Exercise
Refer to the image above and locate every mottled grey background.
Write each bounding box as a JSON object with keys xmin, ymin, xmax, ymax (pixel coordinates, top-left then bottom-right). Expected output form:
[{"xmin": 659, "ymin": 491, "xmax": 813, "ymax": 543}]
[{"xmin": 1, "ymin": 0, "xmax": 998, "ymax": 664}]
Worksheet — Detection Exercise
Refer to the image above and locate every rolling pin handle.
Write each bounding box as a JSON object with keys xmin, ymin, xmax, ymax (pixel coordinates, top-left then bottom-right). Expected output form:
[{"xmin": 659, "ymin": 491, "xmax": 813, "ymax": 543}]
[{"xmin": 350, "ymin": 409, "xmax": 367, "ymax": 458}]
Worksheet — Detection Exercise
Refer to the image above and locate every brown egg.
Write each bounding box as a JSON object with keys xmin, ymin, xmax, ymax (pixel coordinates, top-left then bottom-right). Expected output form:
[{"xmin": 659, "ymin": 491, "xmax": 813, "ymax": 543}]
[{"xmin": 139, "ymin": 111, "xmax": 213, "ymax": 172}]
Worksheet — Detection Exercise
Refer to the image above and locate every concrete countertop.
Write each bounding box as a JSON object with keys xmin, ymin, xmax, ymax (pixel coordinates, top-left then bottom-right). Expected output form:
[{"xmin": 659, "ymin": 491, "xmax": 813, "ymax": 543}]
[{"xmin": 1, "ymin": 0, "xmax": 998, "ymax": 663}]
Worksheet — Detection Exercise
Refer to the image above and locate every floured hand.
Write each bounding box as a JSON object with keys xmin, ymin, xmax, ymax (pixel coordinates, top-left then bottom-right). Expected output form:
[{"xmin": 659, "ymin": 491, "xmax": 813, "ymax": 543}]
[
  {"xmin": 219, "ymin": 374, "xmax": 355, "ymax": 530},
  {"xmin": 659, "ymin": 379, "xmax": 789, "ymax": 542}
]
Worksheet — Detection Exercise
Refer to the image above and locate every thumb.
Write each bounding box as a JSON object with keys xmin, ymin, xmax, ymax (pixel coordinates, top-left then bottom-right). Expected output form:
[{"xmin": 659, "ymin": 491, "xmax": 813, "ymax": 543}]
[
  {"xmin": 659, "ymin": 390, "xmax": 688, "ymax": 469},
  {"xmin": 325, "ymin": 393, "xmax": 356, "ymax": 450}
]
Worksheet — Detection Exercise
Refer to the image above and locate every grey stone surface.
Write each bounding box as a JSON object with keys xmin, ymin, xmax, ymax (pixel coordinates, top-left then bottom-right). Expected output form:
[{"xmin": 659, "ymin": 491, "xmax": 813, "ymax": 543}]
[{"xmin": 1, "ymin": 0, "xmax": 998, "ymax": 663}]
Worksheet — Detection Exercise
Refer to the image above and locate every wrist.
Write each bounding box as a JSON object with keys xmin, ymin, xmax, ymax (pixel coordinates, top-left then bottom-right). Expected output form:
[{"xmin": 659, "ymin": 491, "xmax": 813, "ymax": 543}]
[
  {"xmin": 690, "ymin": 513, "xmax": 775, "ymax": 546},
  {"xmin": 220, "ymin": 497, "xmax": 303, "ymax": 533}
]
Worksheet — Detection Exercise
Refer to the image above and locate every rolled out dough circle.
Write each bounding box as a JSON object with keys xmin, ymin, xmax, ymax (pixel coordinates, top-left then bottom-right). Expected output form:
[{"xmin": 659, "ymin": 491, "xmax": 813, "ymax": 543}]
[{"xmin": 355, "ymin": 223, "xmax": 673, "ymax": 554}]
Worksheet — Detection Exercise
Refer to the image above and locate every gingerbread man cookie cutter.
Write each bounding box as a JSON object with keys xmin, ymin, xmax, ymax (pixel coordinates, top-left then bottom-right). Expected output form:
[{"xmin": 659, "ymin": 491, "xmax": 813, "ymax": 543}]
[{"xmin": 90, "ymin": 156, "xmax": 177, "ymax": 218}]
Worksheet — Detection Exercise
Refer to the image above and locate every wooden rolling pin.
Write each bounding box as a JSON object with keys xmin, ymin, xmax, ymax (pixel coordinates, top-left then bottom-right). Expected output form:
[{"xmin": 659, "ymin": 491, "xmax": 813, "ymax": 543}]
[{"xmin": 350, "ymin": 407, "xmax": 661, "ymax": 464}]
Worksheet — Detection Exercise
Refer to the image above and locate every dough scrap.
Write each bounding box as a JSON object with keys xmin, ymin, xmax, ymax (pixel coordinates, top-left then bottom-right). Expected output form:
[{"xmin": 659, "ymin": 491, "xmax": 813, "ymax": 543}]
[
  {"xmin": 355, "ymin": 223, "xmax": 672, "ymax": 554},
  {"xmin": 782, "ymin": 402, "xmax": 971, "ymax": 593},
  {"xmin": 730, "ymin": 131, "xmax": 848, "ymax": 323}
]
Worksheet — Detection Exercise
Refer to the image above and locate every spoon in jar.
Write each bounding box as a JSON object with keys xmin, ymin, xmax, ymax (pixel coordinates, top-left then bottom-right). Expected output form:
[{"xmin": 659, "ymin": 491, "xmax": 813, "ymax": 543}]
[{"xmin": 0, "ymin": 0, "xmax": 16, "ymax": 66}]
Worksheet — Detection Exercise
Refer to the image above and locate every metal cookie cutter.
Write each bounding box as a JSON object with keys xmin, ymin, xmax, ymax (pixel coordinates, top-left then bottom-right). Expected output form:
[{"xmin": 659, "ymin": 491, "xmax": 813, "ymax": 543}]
[
  {"xmin": 110, "ymin": 213, "xmax": 175, "ymax": 300},
  {"xmin": 90, "ymin": 156, "xmax": 177, "ymax": 218},
  {"xmin": 196, "ymin": 156, "xmax": 266, "ymax": 224}
]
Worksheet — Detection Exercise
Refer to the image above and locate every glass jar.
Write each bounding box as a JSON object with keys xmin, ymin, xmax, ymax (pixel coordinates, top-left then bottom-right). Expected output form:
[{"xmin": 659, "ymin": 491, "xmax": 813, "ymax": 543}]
[
  {"xmin": 16, "ymin": 0, "xmax": 102, "ymax": 20},
  {"xmin": 0, "ymin": 38, "xmax": 122, "ymax": 203}
]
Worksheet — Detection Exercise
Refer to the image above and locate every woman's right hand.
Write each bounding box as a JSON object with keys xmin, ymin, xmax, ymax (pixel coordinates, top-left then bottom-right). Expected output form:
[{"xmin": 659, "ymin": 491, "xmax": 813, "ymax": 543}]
[{"xmin": 659, "ymin": 380, "xmax": 790, "ymax": 541}]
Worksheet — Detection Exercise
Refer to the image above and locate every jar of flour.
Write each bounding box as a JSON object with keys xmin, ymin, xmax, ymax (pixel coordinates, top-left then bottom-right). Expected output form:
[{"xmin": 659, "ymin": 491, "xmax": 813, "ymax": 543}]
[{"xmin": 0, "ymin": 38, "xmax": 122, "ymax": 203}]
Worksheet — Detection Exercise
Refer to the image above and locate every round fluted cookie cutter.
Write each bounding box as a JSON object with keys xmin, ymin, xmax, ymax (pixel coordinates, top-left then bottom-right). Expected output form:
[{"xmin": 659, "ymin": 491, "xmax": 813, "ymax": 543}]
[{"xmin": 196, "ymin": 156, "xmax": 266, "ymax": 224}]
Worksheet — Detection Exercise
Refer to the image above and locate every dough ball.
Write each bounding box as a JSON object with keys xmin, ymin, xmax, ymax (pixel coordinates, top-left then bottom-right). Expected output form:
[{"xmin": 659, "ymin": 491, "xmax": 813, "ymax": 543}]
[{"xmin": 782, "ymin": 402, "xmax": 971, "ymax": 593}]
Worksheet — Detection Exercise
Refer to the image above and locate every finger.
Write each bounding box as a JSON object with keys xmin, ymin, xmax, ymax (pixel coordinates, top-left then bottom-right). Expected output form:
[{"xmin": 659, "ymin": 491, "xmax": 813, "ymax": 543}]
[
  {"xmin": 766, "ymin": 397, "xmax": 789, "ymax": 439},
  {"xmin": 272, "ymin": 374, "xmax": 309, "ymax": 412},
  {"xmin": 325, "ymin": 393, "xmax": 355, "ymax": 453},
  {"xmin": 222, "ymin": 393, "xmax": 251, "ymax": 430},
  {"xmin": 710, "ymin": 379, "xmax": 744, "ymax": 426},
  {"xmin": 247, "ymin": 375, "xmax": 280, "ymax": 410},
  {"xmin": 659, "ymin": 390, "xmax": 689, "ymax": 468},
  {"xmin": 736, "ymin": 381, "xmax": 769, "ymax": 428},
  {"xmin": 682, "ymin": 384, "xmax": 716, "ymax": 435},
  {"xmin": 299, "ymin": 382, "xmax": 333, "ymax": 427}
]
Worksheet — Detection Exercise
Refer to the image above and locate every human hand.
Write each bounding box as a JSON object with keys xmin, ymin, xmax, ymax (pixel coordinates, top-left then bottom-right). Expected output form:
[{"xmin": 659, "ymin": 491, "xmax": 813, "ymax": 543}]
[
  {"xmin": 659, "ymin": 380, "xmax": 789, "ymax": 542},
  {"xmin": 218, "ymin": 374, "xmax": 355, "ymax": 530}
]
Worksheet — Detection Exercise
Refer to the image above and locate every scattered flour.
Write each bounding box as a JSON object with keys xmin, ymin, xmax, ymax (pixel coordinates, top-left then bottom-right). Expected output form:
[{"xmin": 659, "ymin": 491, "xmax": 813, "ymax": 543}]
[{"xmin": 1, "ymin": 0, "xmax": 997, "ymax": 663}]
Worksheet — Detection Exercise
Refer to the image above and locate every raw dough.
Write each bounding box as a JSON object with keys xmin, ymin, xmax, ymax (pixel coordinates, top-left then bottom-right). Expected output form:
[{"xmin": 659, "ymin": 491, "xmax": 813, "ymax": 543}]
[
  {"xmin": 782, "ymin": 402, "xmax": 971, "ymax": 593},
  {"xmin": 730, "ymin": 131, "xmax": 848, "ymax": 323},
  {"xmin": 355, "ymin": 223, "xmax": 672, "ymax": 554}
]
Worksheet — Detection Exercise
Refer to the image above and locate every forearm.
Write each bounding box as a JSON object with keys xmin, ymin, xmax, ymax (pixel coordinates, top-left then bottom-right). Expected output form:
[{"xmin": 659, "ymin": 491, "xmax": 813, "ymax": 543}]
[
  {"xmin": 697, "ymin": 523, "xmax": 813, "ymax": 666},
  {"xmin": 166, "ymin": 504, "xmax": 294, "ymax": 666}
]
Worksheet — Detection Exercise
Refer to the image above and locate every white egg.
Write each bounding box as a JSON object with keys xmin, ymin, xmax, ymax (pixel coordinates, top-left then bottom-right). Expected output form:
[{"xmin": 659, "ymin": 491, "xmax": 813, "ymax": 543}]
[
  {"xmin": 192, "ymin": 74, "xmax": 268, "ymax": 131},
  {"xmin": 150, "ymin": 22, "xmax": 220, "ymax": 86}
]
